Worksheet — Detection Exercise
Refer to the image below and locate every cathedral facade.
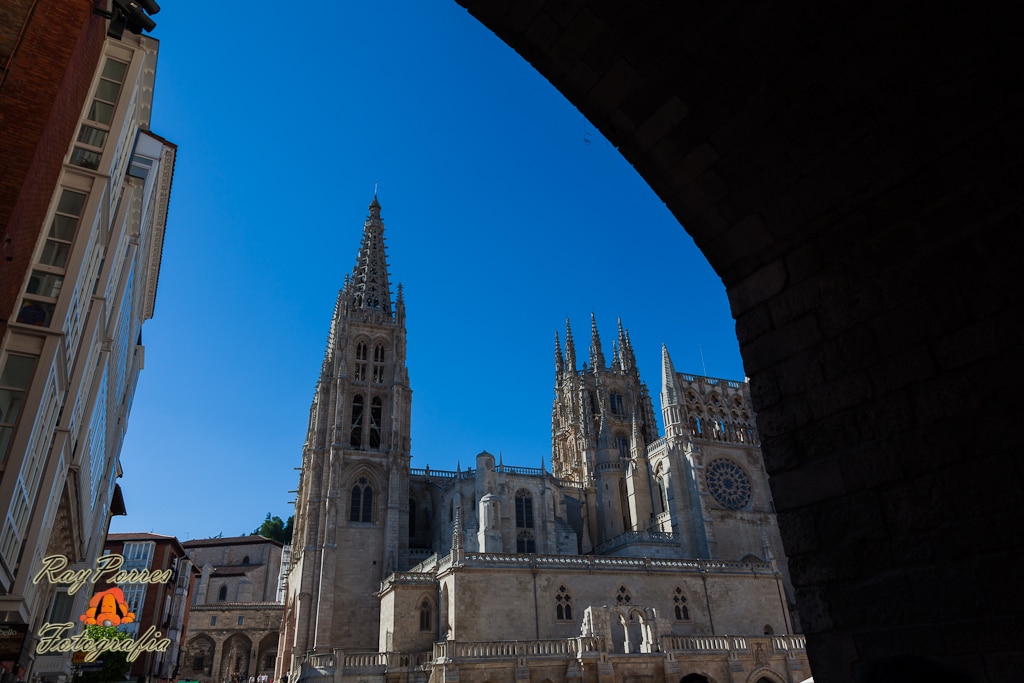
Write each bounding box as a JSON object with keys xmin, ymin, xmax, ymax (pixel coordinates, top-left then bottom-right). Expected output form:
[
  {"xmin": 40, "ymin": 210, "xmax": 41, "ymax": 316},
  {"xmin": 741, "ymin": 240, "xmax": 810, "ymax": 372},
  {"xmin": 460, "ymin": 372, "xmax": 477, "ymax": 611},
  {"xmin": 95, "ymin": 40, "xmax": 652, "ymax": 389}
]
[{"xmin": 277, "ymin": 199, "xmax": 811, "ymax": 683}]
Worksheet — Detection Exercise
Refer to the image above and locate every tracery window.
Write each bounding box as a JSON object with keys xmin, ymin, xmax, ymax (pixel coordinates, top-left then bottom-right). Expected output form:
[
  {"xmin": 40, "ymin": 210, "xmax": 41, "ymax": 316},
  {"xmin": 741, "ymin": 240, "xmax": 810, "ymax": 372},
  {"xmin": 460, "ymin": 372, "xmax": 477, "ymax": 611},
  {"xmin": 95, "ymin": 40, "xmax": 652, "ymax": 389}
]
[
  {"xmin": 350, "ymin": 395, "xmax": 363, "ymax": 448},
  {"xmin": 673, "ymin": 587, "xmax": 690, "ymax": 620},
  {"xmin": 419, "ymin": 598, "xmax": 432, "ymax": 631},
  {"xmin": 350, "ymin": 477, "xmax": 373, "ymax": 522},
  {"xmin": 516, "ymin": 530, "xmax": 536, "ymax": 553},
  {"xmin": 515, "ymin": 490, "xmax": 534, "ymax": 529},
  {"xmin": 555, "ymin": 586, "xmax": 573, "ymax": 621},
  {"xmin": 369, "ymin": 396, "xmax": 382, "ymax": 448},
  {"xmin": 615, "ymin": 586, "xmax": 632, "ymax": 605},
  {"xmin": 354, "ymin": 342, "xmax": 367, "ymax": 381},
  {"xmin": 615, "ymin": 434, "xmax": 630, "ymax": 459},
  {"xmin": 706, "ymin": 459, "xmax": 752, "ymax": 510},
  {"xmin": 609, "ymin": 392, "xmax": 624, "ymax": 415},
  {"xmin": 372, "ymin": 344, "xmax": 385, "ymax": 383}
]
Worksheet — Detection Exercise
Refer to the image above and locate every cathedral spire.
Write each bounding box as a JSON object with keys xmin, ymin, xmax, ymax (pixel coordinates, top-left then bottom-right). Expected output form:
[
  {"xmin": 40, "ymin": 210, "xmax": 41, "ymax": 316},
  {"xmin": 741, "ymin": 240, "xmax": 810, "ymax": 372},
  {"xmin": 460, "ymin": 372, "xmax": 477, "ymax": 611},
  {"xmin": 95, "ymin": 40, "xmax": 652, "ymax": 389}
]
[
  {"xmin": 589, "ymin": 313, "xmax": 606, "ymax": 370},
  {"xmin": 348, "ymin": 196, "xmax": 393, "ymax": 315},
  {"xmin": 661, "ymin": 344, "xmax": 681, "ymax": 406},
  {"xmin": 564, "ymin": 319, "xmax": 577, "ymax": 371},
  {"xmin": 555, "ymin": 331, "xmax": 564, "ymax": 376},
  {"xmin": 617, "ymin": 318, "xmax": 636, "ymax": 371}
]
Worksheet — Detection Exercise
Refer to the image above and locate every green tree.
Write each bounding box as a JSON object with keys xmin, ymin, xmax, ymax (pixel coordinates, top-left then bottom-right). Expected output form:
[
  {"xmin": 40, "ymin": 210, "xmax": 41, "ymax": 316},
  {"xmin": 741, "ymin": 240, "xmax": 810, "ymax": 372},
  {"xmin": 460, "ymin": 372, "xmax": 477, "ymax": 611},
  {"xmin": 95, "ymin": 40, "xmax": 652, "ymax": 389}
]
[
  {"xmin": 253, "ymin": 513, "xmax": 293, "ymax": 543},
  {"xmin": 75, "ymin": 625, "xmax": 131, "ymax": 683}
]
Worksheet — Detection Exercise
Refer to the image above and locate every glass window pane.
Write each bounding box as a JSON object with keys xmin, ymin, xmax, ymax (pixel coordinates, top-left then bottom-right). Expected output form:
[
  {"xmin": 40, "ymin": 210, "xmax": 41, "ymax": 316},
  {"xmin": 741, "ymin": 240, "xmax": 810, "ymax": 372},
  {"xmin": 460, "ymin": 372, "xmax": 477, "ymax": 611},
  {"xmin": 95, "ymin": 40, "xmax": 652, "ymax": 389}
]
[
  {"xmin": 0, "ymin": 356, "xmax": 34, "ymax": 388},
  {"xmin": 57, "ymin": 190, "xmax": 86, "ymax": 216},
  {"xmin": 39, "ymin": 240, "xmax": 70, "ymax": 268},
  {"xmin": 87, "ymin": 100, "xmax": 114, "ymax": 125},
  {"xmin": 76, "ymin": 125, "xmax": 108, "ymax": 148},
  {"xmin": 102, "ymin": 59, "xmax": 128, "ymax": 82},
  {"xmin": 70, "ymin": 147, "xmax": 101, "ymax": 170},
  {"xmin": 27, "ymin": 271, "xmax": 64, "ymax": 298},
  {"xmin": 0, "ymin": 389, "xmax": 25, "ymax": 423},
  {"xmin": 50, "ymin": 214, "xmax": 78, "ymax": 241},
  {"xmin": 16, "ymin": 300, "xmax": 55, "ymax": 327},
  {"xmin": 0, "ymin": 426, "xmax": 14, "ymax": 460},
  {"xmin": 95, "ymin": 79, "xmax": 121, "ymax": 103}
]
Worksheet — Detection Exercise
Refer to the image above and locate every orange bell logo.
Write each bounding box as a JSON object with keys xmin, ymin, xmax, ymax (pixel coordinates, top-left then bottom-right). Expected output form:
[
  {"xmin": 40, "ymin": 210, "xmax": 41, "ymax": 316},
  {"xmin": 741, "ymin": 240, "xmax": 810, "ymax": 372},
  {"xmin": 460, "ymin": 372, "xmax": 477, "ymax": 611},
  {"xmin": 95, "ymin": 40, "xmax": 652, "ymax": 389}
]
[{"xmin": 79, "ymin": 587, "xmax": 136, "ymax": 627}]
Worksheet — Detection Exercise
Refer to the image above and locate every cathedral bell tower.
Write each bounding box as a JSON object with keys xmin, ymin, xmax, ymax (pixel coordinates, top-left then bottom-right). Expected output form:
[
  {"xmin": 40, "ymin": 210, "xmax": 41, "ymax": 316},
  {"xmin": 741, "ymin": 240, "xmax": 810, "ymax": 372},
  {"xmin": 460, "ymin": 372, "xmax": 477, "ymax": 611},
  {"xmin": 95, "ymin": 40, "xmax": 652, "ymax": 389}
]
[
  {"xmin": 283, "ymin": 197, "xmax": 412, "ymax": 659},
  {"xmin": 551, "ymin": 316, "xmax": 658, "ymax": 549}
]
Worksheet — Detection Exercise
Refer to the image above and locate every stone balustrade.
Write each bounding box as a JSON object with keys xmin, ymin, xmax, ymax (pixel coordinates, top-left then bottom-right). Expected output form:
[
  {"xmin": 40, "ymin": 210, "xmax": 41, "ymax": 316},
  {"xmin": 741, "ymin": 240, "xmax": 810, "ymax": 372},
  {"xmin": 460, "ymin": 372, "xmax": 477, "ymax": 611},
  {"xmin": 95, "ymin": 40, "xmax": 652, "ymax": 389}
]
[
  {"xmin": 380, "ymin": 551, "xmax": 776, "ymax": 590},
  {"xmin": 660, "ymin": 634, "xmax": 806, "ymax": 657},
  {"xmin": 593, "ymin": 528, "xmax": 680, "ymax": 555},
  {"xmin": 433, "ymin": 636, "xmax": 602, "ymax": 661},
  {"xmin": 299, "ymin": 633, "xmax": 800, "ymax": 675},
  {"xmin": 301, "ymin": 652, "xmax": 335, "ymax": 669},
  {"xmin": 341, "ymin": 651, "xmax": 387, "ymax": 669}
]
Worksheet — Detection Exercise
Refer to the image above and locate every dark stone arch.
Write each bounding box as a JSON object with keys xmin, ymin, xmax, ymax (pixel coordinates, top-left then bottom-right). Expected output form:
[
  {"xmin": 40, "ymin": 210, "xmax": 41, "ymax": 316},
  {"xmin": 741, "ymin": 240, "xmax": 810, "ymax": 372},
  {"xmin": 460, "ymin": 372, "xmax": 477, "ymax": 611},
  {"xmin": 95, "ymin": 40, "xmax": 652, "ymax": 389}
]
[
  {"xmin": 219, "ymin": 632, "xmax": 253, "ymax": 682},
  {"xmin": 186, "ymin": 634, "xmax": 216, "ymax": 677},
  {"xmin": 680, "ymin": 675, "xmax": 711, "ymax": 683},
  {"xmin": 454, "ymin": 2, "xmax": 1022, "ymax": 682},
  {"xmin": 256, "ymin": 632, "xmax": 278, "ymax": 674}
]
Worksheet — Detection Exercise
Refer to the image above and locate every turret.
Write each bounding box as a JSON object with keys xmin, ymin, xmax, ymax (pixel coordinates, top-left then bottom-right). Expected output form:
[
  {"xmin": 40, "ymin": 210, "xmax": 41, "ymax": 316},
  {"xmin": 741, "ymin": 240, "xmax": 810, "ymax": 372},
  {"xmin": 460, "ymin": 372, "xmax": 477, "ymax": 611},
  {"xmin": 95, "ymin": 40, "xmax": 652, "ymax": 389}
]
[
  {"xmin": 564, "ymin": 319, "xmax": 576, "ymax": 371},
  {"xmin": 617, "ymin": 318, "xmax": 636, "ymax": 373},
  {"xmin": 661, "ymin": 344, "xmax": 687, "ymax": 439},
  {"xmin": 589, "ymin": 312, "xmax": 606, "ymax": 370},
  {"xmin": 624, "ymin": 412, "xmax": 653, "ymax": 531},
  {"xmin": 554, "ymin": 331, "xmax": 564, "ymax": 377}
]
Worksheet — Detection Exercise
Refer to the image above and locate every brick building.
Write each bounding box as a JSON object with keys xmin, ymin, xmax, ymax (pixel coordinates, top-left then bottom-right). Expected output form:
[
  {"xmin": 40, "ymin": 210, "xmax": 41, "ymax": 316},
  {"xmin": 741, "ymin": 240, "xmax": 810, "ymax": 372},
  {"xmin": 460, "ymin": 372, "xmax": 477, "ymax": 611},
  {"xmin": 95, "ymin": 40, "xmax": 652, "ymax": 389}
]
[
  {"xmin": 102, "ymin": 533, "xmax": 198, "ymax": 683},
  {"xmin": 0, "ymin": 5, "xmax": 173, "ymax": 681}
]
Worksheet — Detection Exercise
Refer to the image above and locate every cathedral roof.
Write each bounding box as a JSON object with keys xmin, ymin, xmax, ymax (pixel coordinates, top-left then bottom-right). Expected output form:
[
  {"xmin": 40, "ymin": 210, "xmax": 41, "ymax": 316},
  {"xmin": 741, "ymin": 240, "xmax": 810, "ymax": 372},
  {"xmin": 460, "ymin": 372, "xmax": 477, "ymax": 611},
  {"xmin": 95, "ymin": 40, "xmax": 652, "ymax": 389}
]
[{"xmin": 182, "ymin": 534, "xmax": 283, "ymax": 548}]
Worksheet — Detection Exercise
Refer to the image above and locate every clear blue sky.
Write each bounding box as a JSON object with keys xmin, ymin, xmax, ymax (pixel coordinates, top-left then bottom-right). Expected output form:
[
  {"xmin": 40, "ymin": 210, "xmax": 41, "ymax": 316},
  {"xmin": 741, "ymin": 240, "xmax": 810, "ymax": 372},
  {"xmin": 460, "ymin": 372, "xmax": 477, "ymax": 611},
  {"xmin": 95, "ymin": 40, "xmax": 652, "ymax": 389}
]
[{"xmin": 109, "ymin": 2, "xmax": 745, "ymax": 541}]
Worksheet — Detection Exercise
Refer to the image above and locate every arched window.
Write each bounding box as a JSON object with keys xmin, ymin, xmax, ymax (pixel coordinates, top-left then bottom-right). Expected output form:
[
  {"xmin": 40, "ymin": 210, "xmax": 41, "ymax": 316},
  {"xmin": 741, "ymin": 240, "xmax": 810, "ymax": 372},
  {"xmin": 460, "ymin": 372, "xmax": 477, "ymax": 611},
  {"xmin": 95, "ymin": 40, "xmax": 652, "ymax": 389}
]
[
  {"xmin": 218, "ymin": 585, "xmax": 227, "ymax": 601},
  {"xmin": 615, "ymin": 434, "xmax": 630, "ymax": 459},
  {"xmin": 555, "ymin": 585, "xmax": 573, "ymax": 621},
  {"xmin": 419, "ymin": 598, "xmax": 432, "ymax": 631},
  {"xmin": 241, "ymin": 555, "xmax": 249, "ymax": 565},
  {"xmin": 619, "ymin": 479, "xmax": 632, "ymax": 530},
  {"xmin": 515, "ymin": 490, "xmax": 534, "ymax": 529},
  {"xmin": 372, "ymin": 344, "xmax": 385, "ymax": 383},
  {"xmin": 350, "ymin": 395, "xmax": 364, "ymax": 448},
  {"xmin": 369, "ymin": 396, "xmax": 382, "ymax": 448},
  {"xmin": 354, "ymin": 342, "xmax": 367, "ymax": 381},
  {"xmin": 609, "ymin": 392, "xmax": 624, "ymax": 415},
  {"xmin": 516, "ymin": 530, "xmax": 536, "ymax": 553},
  {"xmin": 350, "ymin": 477, "xmax": 373, "ymax": 522},
  {"xmin": 673, "ymin": 587, "xmax": 690, "ymax": 620}
]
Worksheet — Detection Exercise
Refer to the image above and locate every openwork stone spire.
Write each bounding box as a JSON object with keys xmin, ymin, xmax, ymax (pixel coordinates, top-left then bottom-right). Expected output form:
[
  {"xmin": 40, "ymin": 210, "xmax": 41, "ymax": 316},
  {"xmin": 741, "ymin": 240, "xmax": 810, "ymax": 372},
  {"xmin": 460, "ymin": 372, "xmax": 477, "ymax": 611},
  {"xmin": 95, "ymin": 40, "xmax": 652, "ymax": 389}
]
[{"xmin": 349, "ymin": 196, "xmax": 393, "ymax": 315}]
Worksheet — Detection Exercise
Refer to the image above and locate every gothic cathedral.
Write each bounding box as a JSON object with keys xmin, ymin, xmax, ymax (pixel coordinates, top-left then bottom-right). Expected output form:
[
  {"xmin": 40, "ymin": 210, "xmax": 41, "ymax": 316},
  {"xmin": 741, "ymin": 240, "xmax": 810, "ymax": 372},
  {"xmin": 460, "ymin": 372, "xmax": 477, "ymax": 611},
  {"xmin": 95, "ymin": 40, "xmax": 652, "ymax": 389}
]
[{"xmin": 278, "ymin": 199, "xmax": 812, "ymax": 683}]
